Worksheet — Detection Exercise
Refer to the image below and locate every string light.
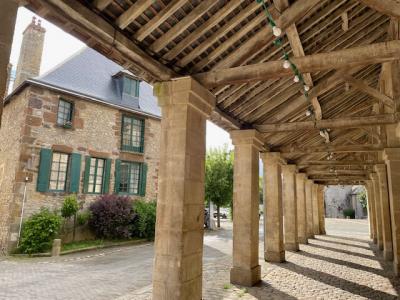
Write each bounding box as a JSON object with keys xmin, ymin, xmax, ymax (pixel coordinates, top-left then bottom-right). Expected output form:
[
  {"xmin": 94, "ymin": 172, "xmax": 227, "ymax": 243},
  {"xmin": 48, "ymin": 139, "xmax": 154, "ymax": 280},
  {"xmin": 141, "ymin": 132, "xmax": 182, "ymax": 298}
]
[{"xmin": 256, "ymin": 0, "xmax": 314, "ymax": 117}]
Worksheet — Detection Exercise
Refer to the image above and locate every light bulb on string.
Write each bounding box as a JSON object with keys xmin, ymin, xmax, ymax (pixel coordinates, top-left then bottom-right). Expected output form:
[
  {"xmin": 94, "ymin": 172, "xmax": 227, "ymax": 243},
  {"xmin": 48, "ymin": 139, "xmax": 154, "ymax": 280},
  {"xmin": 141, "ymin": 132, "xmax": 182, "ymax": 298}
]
[
  {"xmin": 272, "ymin": 26, "xmax": 282, "ymax": 37},
  {"xmin": 304, "ymin": 85, "xmax": 310, "ymax": 92},
  {"xmin": 305, "ymin": 108, "xmax": 312, "ymax": 117},
  {"xmin": 294, "ymin": 75, "xmax": 300, "ymax": 83},
  {"xmin": 283, "ymin": 60, "xmax": 290, "ymax": 69}
]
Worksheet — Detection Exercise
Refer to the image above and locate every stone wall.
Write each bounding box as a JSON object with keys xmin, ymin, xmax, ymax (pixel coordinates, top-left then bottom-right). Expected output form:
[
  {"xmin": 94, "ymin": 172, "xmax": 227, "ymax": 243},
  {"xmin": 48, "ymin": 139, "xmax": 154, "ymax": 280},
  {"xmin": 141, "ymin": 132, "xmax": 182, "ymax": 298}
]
[
  {"xmin": 0, "ymin": 89, "xmax": 28, "ymax": 251},
  {"xmin": 0, "ymin": 84, "xmax": 161, "ymax": 251},
  {"xmin": 324, "ymin": 185, "xmax": 366, "ymax": 219}
]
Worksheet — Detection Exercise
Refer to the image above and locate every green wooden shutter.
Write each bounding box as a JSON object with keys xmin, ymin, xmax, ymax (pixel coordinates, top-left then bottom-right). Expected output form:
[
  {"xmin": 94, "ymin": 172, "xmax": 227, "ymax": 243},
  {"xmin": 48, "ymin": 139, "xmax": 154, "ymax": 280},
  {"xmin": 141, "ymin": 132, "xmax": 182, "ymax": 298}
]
[
  {"xmin": 114, "ymin": 159, "xmax": 121, "ymax": 193},
  {"xmin": 139, "ymin": 163, "xmax": 147, "ymax": 197},
  {"xmin": 37, "ymin": 148, "xmax": 52, "ymax": 192},
  {"xmin": 140, "ymin": 119, "xmax": 145, "ymax": 153},
  {"xmin": 102, "ymin": 158, "xmax": 112, "ymax": 194},
  {"xmin": 83, "ymin": 156, "xmax": 91, "ymax": 193},
  {"xmin": 69, "ymin": 153, "xmax": 82, "ymax": 193}
]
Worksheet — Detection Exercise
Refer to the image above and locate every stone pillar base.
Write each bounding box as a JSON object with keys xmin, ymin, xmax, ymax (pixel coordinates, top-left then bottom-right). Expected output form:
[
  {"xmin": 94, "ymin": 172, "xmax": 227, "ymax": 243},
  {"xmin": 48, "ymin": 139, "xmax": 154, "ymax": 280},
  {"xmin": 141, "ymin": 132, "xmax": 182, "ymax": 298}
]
[
  {"xmin": 373, "ymin": 237, "xmax": 377, "ymax": 244},
  {"xmin": 264, "ymin": 251, "xmax": 285, "ymax": 263},
  {"xmin": 384, "ymin": 250, "xmax": 394, "ymax": 261},
  {"xmin": 308, "ymin": 234, "xmax": 315, "ymax": 239},
  {"xmin": 285, "ymin": 243, "xmax": 299, "ymax": 251},
  {"xmin": 378, "ymin": 242, "xmax": 384, "ymax": 251},
  {"xmin": 320, "ymin": 230, "xmax": 326, "ymax": 235},
  {"xmin": 230, "ymin": 265, "xmax": 261, "ymax": 287},
  {"xmin": 298, "ymin": 237, "xmax": 308, "ymax": 244},
  {"xmin": 394, "ymin": 261, "xmax": 400, "ymax": 277}
]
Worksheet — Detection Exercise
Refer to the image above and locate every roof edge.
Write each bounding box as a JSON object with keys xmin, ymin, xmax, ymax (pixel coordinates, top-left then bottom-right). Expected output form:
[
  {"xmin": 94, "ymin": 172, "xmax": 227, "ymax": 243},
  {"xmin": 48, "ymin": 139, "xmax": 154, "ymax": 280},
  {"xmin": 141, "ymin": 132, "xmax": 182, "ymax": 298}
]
[{"xmin": 4, "ymin": 79, "xmax": 161, "ymax": 120}]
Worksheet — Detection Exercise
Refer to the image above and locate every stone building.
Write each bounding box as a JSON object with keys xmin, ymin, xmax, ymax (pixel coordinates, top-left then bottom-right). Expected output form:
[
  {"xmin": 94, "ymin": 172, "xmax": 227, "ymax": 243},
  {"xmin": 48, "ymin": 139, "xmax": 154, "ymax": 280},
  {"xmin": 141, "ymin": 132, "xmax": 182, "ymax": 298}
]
[
  {"xmin": 0, "ymin": 22, "xmax": 161, "ymax": 252},
  {"xmin": 325, "ymin": 185, "xmax": 367, "ymax": 219}
]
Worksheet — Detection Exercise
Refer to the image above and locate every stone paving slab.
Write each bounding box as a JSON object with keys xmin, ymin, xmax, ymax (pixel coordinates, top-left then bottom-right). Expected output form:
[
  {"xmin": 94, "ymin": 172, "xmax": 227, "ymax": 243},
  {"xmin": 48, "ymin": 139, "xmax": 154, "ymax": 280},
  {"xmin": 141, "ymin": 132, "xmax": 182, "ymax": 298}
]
[{"xmin": 0, "ymin": 219, "xmax": 399, "ymax": 299}]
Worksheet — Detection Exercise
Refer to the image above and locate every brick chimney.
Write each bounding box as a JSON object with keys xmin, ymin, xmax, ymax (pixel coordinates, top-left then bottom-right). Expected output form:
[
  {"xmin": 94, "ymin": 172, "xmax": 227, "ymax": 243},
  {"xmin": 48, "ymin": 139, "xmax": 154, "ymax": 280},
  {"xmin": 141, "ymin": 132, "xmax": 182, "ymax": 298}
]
[{"xmin": 14, "ymin": 16, "xmax": 46, "ymax": 89}]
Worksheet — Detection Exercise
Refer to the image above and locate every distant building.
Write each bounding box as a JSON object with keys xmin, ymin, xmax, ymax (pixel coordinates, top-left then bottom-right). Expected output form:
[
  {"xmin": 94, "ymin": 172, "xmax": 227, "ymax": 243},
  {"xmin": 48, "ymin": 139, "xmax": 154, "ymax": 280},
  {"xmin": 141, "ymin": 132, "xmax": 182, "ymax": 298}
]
[
  {"xmin": 0, "ymin": 20, "xmax": 161, "ymax": 252},
  {"xmin": 324, "ymin": 185, "xmax": 366, "ymax": 219}
]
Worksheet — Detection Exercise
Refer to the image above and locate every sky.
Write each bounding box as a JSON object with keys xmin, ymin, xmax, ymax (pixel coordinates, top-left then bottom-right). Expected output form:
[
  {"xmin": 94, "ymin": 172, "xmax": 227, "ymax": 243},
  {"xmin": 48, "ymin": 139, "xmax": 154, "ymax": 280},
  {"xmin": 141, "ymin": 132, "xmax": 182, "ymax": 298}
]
[{"xmin": 10, "ymin": 7, "xmax": 233, "ymax": 150}]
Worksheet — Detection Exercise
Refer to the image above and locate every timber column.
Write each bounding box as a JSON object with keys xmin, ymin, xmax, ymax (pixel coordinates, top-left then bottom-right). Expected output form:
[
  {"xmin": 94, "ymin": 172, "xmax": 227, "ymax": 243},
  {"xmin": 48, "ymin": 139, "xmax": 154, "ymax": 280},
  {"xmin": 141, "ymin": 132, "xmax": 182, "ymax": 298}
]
[
  {"xmin": 384, "ymin": 148, "xmax": 400, "ymax": 276},
  {"xmin": 365, "ymin": 180, "xmax": 377, "ymax": 243},
  {"xmin": 261, "ymin": 152, "xmax": 285, "ymax": 262},
  {"xmin": 317, "ymin": 185, "xmax": 326, "ymax": 235},
  {"xmin": 305, "ymin": 180, "xmax": 314, "ymax": 239},
  {"xmin": 152, "ymin": 77, "xmax": 215, "ymax": 300},
  {"xmin": 230, "ymin": 130, "xmax": 262, "ymax": 286},
  {"xmin": 0, "ymin": 0, "xmax": 18, "ymax": 123},
  {"xmin": 282, "ymin": 165, "xmax": 299, "ymax": 251},
  {"xmin": 375, "ymin": 164, "xmax": 393, "ymax": 261},
  {"xmin": 312, "ymin": 184, "xmax": 320, "ymax": 235},
  {"xmin": 296, "ymin": 173, "xmax": 308, "ymax": 244},
  {"xmin": 371, "ymin": 173, "xmax": 384, "ymax": 251}
]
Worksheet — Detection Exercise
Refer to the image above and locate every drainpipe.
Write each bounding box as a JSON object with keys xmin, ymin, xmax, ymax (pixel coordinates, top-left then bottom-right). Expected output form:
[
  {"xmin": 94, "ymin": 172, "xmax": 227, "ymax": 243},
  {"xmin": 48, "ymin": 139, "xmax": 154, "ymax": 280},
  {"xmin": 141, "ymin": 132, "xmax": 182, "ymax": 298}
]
[{"xmin": 17, "ymin": 177, "xmax": 29, "ymax": 248}]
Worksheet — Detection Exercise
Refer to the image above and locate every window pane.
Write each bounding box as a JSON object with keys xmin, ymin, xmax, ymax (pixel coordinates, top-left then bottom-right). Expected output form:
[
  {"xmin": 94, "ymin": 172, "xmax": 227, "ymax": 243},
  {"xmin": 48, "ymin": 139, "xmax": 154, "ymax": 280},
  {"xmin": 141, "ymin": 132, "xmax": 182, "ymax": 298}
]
[
  {"xmin": 57, "ymin": 100, "xmax": 72, "ymax": 125},
  {"xmin": 87, "ymin": 158, "xmax": 105, "ymax": 193},
  {"xmin": 49, "ymin": 152, "xmax": 69, "ymax": 191},
  {"xmin": 121, "ymin": 116, "xmax": 143, "ymax": 151}
]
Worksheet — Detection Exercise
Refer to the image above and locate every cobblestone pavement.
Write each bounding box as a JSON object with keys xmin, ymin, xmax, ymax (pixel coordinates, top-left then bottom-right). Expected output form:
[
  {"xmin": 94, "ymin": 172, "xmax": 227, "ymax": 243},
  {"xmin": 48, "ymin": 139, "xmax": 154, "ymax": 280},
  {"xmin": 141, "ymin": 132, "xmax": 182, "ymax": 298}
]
[{"xmin": 1, "ymin": 218, "xmax": 399, "ymax": 299}]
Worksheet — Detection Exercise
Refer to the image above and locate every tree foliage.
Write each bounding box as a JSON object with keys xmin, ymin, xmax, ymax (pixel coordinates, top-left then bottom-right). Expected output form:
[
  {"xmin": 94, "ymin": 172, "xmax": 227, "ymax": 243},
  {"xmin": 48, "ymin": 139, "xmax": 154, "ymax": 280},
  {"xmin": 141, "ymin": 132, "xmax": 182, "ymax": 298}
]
[
  {"xmin": 205, "ymin": 146, "xmax": 233, "ymax": 226},
  {"xmin": 61, "ymin": 195, "xmax": 79, "ymax": 219},
  {"xmin": 357, "ymin": 188, "xmax": 368, "ymax": 209}
]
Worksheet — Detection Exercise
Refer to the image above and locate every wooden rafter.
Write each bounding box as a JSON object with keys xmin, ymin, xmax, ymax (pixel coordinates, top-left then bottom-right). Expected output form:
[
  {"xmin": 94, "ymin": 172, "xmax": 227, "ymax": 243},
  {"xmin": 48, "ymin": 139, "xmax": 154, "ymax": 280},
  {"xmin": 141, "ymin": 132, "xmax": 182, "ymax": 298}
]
[{"xmin": 359, "ymin": 0, "xmax": 400, "ymax": 19}]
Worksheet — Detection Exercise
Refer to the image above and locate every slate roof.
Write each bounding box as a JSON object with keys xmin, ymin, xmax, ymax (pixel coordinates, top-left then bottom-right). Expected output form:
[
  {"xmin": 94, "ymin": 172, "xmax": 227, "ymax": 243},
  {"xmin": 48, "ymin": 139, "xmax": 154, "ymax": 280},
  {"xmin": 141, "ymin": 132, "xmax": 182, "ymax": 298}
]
[{"xmin": 12, "ymin": 47, "xmax": 161, "ymax": 118}]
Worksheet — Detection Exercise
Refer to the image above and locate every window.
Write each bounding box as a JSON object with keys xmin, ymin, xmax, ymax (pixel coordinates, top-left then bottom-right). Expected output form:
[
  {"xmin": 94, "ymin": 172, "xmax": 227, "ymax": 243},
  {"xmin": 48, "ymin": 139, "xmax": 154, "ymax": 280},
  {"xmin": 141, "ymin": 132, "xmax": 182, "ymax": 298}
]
[
  {"xmin": 121, "ymin": 115, "xmax": 145, "ymax": 152},
  {"xmin": 123, "ymin": 77, "xmax": 140, "ymax": 97},
  {"xmin": 49, "ymin": 152, "xmax": 69, "ymax": 191},
  {"xmin": 86, "ymin": 158, "xmax": 105, "ymax": 194},
  {"xmin": 115, "ymin": 161, "xmax": 147, "ymax": 196},
  {"xmin": 57, "ymin": 99, "xmax": 73, "ymax": 126}
]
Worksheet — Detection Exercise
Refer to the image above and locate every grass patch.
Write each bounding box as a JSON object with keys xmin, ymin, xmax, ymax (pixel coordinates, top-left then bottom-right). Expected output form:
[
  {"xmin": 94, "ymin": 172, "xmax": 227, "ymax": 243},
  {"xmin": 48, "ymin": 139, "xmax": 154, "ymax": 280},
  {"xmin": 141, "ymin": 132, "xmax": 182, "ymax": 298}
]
[
  {"xmin": 61, "ymin": 238, "xmax": 144, "ymax": 252},
  {"xmin": 223, "ymin": 283, "xmax": 232, "ymax": 290},
  {"xmin": 62, "ymin": 240, "xmax": 104, "ymax": 252}
]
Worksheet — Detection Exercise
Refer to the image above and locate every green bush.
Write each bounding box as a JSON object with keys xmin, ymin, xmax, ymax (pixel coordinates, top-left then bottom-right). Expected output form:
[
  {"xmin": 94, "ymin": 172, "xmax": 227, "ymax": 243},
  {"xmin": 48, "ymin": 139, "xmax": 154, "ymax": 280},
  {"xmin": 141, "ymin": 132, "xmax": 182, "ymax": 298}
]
[
  {"xmin": 61, "ymin": 195, "xmax": 79, "ymax": 219},
  {"xmin": 19, "ymin": 208, "xmax": 61, "ymax": 254},
  {"xmin": 343, "ymin": 208, "xmax": 355, "ymax": 219},
  {"xmin": 133, "ymin": 200, "xmax": 157, "ymax": 239},
  {"xmin": 76, "ymin": 210, "xmax": 91, "ymax": 226}
]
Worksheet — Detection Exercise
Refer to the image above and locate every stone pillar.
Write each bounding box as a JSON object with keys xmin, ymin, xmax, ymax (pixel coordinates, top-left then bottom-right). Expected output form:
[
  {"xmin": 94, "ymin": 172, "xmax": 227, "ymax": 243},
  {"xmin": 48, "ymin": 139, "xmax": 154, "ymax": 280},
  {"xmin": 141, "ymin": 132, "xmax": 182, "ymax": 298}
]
[
  {"xmin": 261, "ymin": 152, "xmax": 285, "ymax": 263},
  {"xmin": 230, "ymin": 130, "xmax": 262, "ymax": 286},
  {"xmin": 375, "ymin": 164, "xmax": 394, "ymax": 261},
  {"xmin": 282, "ymin": 165, "xmax": 299, "ymax": 251},
  {"xmin": 51, "ymin": 239, "xmax": 61, "ymax": 257},
  {"xmin": 312, "ymin": 184, "xmax": 320, "ymax": 235},
  {"xmin": 317, "ymin": 185, "xmax": 326, "ymax": 235},
  {"xmin": 296, "ymin": 173, "xmax": 308, "ymax": 244},
  {"xmin": 305, "ymin": 180, "xmax": 314, "ymax": 239},
  {"xmin": 371, "ymin": 172, "xmax": 384, "ymax": 250},
  {"xmin": 152, "ymin": 77, "xmax": 215, "ymax": 300},
  {"xmin": 383, "ymin": 148, "xmax": 400, "ymax": 276},
  {"xmin": 365, "ymin": 180, "xmax": 377, "ymax": 243},
  {"xmin": 0, "ymin": 0, "xmax": 18, "ymax": 122}
]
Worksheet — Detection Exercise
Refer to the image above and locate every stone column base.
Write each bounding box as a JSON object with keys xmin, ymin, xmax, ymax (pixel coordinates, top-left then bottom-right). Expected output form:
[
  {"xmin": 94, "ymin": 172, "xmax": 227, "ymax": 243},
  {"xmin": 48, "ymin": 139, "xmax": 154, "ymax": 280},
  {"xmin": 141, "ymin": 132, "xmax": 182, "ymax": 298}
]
[
  {"xmin": 373, "ymin": 237, "xmax": 377, "ymax": 244},
  {"xmin": 394, "ymin": 261, "xmax": 399, "ymax": 277},
  {"xmin": 230, "ymin": 265, "xmax": 261, "ymax": 286},
  {"xmin": 384, "ymin": 250, "xmax": 393, "ymax": 261},
  {"xmin": 285, "ymin": 243, "xmax": 299, "ymax": 252},
  {"xmin": 320, "ymin": 230, "xmax": 326, "ymax": 235},
  {"xmin": 298, "ymin": 237, "xmax": 308, "ymax": 244},
  {"xmin": 264, "ymin": 251, "xmax": 285, "ymax": 263},
  {"xmin": 308, "ymin": 234, "xmax": 315, "ymax": 239}
]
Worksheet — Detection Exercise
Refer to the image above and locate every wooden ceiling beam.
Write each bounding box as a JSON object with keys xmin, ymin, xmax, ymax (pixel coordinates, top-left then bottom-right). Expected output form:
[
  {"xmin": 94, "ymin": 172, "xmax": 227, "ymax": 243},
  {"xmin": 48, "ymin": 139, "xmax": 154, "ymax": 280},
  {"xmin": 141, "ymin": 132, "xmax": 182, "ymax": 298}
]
[
  {"xmin": 149, "ymin": 0, "xmax": 217, "ymax": 53},
  {"xmin": 279, "ymin": 144, "xmax": 383, "ymax": 155},
  {"xmin": 298, "ymin": 160, "xmax": 379, "ymax": 167},
  {"xmin": 134, "ymin": 0, "xmax": 188, "ymax": 42},
  {"xmin": 33, "ymin": 0, "xmax": 174, "ymax": 82},
  {"xmin": 163, "ymin": 0, "xmax": 244, "ymax": 62},
  {"xmin": 194, "ymin": 40, "xmax": 400, "ymax": 88},
  {"xmin": 116, "ymin": 0, "xmax": 154, "ymax": 30},
  {"xmin": 343, "ymin": 75, "xmax": 394, "ymax": 108},
  {"xmin": 256, "ymin": 114, "xmax": 398, "ymax": 133},
  {"xmin": 92, "ymin": 0, "xmax": 113, "ymax": 11},
  {"xmin": 213, "ymin": 0, "xmax": 321, "ymax": 70},
  {"xmin": 358, "ymin": 0, "xmax": 400, "ymax": 19}
]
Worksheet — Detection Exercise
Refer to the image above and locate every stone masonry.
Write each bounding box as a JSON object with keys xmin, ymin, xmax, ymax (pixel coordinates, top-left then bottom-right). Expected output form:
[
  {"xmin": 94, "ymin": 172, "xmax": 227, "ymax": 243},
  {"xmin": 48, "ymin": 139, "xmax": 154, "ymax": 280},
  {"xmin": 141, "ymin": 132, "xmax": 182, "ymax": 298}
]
[{"xmin": 0, "ymin": 85, "xmax": 161, "ymax": 252}]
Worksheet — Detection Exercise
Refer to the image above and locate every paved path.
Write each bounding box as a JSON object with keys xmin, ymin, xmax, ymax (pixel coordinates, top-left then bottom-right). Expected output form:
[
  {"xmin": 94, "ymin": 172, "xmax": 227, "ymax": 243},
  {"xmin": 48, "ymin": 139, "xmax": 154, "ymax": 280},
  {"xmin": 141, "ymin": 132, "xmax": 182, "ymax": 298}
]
[{"xmin": 0, "ymin": 218, "xmax": 399, "ymax": 299}]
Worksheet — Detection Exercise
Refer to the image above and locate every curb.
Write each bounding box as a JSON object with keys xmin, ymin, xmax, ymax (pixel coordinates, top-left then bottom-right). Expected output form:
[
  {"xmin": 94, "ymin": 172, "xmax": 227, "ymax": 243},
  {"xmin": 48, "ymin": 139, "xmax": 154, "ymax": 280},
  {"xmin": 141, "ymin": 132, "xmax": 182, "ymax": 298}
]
[{"xmin": 10, "ymin": 239, "xmax": 149, "ymax": 258}]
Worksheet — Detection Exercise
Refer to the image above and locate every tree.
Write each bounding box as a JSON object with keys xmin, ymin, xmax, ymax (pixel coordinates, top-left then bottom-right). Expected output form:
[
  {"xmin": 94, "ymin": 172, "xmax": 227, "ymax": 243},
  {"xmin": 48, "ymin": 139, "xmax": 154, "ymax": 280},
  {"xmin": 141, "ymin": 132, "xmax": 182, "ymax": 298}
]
[
  {"xmin": 357, "ymin": 188, "xmax": 368, "ymax": 209},
  {"xmin": 205, "ymin": 146, "xmax": 233, "ymax": 228},
  {"xmin": 61, "ymin": 195, "xmax": 79, "ymax": 241}
]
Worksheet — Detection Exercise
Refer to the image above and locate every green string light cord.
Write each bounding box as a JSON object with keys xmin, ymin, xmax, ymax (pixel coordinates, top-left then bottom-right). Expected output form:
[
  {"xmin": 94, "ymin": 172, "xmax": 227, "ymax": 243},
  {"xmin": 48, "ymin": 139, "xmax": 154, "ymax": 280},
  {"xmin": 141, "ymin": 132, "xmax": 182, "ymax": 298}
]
[{"xmin": 256, "ymin": 0, "xmax": 313, "ymax": 114}]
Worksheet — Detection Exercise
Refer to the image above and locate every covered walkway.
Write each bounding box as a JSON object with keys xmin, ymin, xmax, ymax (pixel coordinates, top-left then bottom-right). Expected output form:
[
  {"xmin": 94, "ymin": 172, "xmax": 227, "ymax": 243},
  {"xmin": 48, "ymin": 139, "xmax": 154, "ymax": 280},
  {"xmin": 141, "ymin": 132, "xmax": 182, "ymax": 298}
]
[{"xmin": 2, "ymin": 1, "xmax": 400, "ymax": 299}]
